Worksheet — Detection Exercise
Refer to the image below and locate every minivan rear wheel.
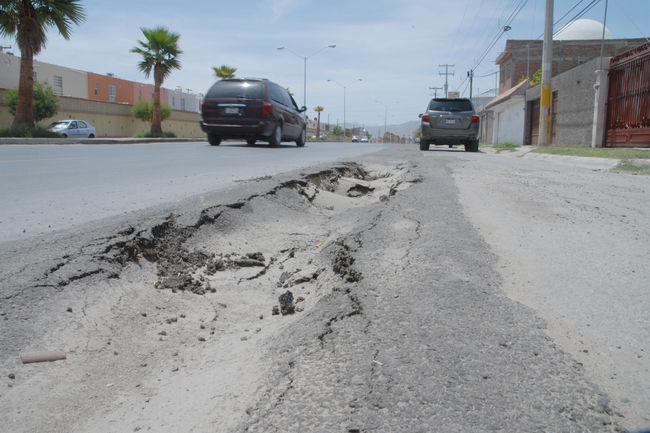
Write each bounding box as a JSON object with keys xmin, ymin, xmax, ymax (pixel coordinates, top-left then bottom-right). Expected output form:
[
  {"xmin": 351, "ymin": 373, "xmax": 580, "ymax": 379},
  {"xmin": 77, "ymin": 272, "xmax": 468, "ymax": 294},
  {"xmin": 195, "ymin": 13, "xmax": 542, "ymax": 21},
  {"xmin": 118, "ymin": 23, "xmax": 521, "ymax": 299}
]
[
  {"xmin": 208, "ymin": 134, "xmax": 221, "ymax": 146},
  {"xmin": 419, "ymin": 139, "xmax": 429, "ymax": 151},
  {"xmin": 247, "ymin": 139, "xmax": 256, "ymax": 146},
  {"xmin": 269, "ymin": 124, "xmax": 282, "ymax": 147}
]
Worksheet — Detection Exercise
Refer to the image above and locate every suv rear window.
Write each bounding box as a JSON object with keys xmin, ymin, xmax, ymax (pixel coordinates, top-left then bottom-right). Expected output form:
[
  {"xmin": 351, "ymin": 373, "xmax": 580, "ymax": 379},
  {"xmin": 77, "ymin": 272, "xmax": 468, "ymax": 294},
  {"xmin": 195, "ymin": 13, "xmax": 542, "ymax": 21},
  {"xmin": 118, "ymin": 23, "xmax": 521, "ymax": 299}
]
[
  {"xmin": 428, "ymin": 99, "xmax": 473, "ymax": 112},
  {"xmin": 205, "ymin": 80, "xmax": 264, "ymax": 99}
]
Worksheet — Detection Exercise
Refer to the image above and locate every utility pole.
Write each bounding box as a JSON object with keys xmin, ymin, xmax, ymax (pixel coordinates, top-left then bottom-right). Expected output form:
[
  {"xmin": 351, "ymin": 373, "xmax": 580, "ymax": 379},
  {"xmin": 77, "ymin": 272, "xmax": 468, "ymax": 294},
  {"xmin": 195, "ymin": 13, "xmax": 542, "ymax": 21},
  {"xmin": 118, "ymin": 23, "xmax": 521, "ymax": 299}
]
[
  {"xmin": 467, "ymin": 69, "xmax": 474, "ymax": 100},
  {"xmin": 439, "ymin": 64, "xmax": 455, "ymax": 98},
  {"xmin": 539, "ymin": 0, "xmax": 553, "ymax": 145},
  {"xmin": 429, "ymin": 86, "xmax": 442, "ymax": 98}
]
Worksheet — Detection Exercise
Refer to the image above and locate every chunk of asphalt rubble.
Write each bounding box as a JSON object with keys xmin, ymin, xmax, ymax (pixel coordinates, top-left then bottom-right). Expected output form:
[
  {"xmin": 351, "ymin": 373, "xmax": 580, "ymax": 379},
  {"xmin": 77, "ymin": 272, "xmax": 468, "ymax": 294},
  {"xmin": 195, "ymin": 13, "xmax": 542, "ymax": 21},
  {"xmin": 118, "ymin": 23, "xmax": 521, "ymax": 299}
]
[
  {"xmin": 231, "ymin": 252, "xmax": 266, "ymax": 268},
  {"xmin": 279, "ymin": 290, "xmax": 295, "ymax": 315}
]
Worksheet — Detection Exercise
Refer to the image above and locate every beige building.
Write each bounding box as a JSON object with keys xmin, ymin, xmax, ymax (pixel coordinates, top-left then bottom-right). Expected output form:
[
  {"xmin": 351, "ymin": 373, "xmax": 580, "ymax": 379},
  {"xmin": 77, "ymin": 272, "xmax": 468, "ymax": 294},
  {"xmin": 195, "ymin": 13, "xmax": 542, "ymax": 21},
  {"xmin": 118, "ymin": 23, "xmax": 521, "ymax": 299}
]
[{"xmin": 0, "ymin": 52, "xmax": 88, "ymax": 98}]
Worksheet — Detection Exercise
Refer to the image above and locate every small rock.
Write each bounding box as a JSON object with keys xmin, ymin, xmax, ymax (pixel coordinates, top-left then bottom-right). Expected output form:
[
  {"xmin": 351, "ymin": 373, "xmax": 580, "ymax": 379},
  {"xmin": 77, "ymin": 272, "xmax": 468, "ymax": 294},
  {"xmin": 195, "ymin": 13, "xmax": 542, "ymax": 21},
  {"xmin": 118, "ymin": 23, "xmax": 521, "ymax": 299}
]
[
  {"xmin": 259, "ymin": 314, "xmax": 264, "ymax": 320},
  {"xmin": 66, "ymin": 307, "xmax": 73, "ymax": 313},
  {"xmin": 158, "ymin": 331, "xmax": 167, "ymax": 336},
  {"xmin": 198, "ymin": 336, "xmax": 206, "ymax": 342},
  {"xmin": 171, "ymin": 367, "xmax": 179, "ymax": 372},
  {"xmin": 279, "ymin": 290, "xmax": 295, "ymax": 315},
  {"xmin": 272, "ymin": 305, "xmax": 280, "ymax": 315},
  {"xmin": 240, "ymin": 336, "xmax": 248, "ymax": 341},
  {"xmin": 141, "ymin": 312, "xmax": 147, "ymax": 317},
  {"xmin": 8, "ymin": 373, "xmax": 15, "ymax": 380}
]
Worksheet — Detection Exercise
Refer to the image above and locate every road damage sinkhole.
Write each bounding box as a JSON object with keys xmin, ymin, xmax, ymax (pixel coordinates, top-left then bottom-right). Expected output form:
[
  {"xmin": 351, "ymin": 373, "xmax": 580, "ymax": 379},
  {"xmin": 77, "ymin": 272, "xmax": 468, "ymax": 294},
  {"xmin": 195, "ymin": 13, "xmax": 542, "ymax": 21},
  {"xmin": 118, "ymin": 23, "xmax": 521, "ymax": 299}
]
[{"xmin": 41, "ymin": 162, "xmax": 420, "ymax": 314}]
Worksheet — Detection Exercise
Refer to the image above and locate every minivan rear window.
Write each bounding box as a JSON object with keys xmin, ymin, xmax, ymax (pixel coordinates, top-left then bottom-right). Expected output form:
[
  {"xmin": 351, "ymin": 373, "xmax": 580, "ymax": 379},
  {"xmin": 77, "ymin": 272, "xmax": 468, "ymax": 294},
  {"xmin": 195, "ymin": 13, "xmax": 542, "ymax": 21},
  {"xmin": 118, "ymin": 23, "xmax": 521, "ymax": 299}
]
[
  {"xmin": 206, "ymin": 81, "xmax": 264, "ymax": 99},
  {"xmin": 428, "ymin": 99, "xmax": 473, "ymax": 112}
]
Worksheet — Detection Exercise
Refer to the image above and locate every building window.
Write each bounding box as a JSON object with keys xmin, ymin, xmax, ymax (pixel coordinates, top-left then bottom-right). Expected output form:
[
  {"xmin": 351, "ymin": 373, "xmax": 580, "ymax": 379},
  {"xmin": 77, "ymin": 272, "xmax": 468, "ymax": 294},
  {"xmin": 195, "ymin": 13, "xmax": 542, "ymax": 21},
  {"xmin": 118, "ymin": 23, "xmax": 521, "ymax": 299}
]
[
  {"xmin": 53, "ymin": 75, "xmax": 63, "ymax": 96},
  {"xmin": 33, "ymin": 71, "xmax": 37, "ymax": 82},
  {"xmin": 94, "ymin": 83, "xmax": 98, "ymax": 96},
  {"xmin": 138, "ymin": 90, "xmax": 142, "ymax": 101},
  {"xmin": 109, "ymin": 85, "xmax": 116, "ymax": 102}
]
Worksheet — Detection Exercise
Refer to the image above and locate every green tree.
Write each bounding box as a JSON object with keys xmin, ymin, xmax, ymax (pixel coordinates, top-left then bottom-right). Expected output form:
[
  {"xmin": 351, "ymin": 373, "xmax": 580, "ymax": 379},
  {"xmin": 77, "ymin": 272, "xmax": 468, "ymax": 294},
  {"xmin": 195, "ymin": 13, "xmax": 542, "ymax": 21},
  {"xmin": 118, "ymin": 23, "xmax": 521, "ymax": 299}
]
[
  {"xmin": 132, "ymin": 99, "xmax": 171, "ymax": 123},
  {"xmin": 529, "ymin": 67, "xmax": 542, "ymax": 86},
  {"xmin": 333, "ymin": 126, "xmax": 344, "ymax": 136},
  {"xmin": 0, "ymin": 0, "xmax": 85, "ymax": 128},
  {"xmin": 131, "ymin": 26, "xmax": 182, "ymax": 134},
  {"xmin": 314, "ymin": 106, "xmax": 324, "ymax": 138},
  {"xmin": 6, "ymin": 81, "xmax": 59, "ymax": 122},
  {"xmin": 212, "ymin": 65, "xmax": 236, "ymax": 79}
]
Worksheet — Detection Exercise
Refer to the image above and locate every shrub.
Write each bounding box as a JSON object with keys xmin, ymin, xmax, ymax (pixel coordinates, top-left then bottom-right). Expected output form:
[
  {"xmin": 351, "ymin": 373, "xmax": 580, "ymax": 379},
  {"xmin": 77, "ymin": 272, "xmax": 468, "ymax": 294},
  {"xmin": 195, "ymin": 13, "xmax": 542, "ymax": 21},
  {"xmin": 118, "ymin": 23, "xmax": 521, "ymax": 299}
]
[
  {"xmin": 6, "ymin": 82, "xmax": 59, "ymax": 122},
  {"xmin": 0, "ymin": 126, "xmax": 61, "ymax": 138},
  {"xmin": 134, "ymin": 131, "xmax": 177, "ymax": 138}
]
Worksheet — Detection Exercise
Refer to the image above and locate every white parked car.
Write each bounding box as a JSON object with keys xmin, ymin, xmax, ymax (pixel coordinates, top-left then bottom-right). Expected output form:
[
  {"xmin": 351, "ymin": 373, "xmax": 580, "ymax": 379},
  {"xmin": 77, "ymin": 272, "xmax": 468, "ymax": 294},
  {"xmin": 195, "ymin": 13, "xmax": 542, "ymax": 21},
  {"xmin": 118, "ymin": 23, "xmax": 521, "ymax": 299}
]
[
  {"xmin": 48, "ymin": 119, "xmax": 96, "ymax": 138},
  {"xmin": 360, "ymin": 136, "xmax": 368, "ymax": 142}
]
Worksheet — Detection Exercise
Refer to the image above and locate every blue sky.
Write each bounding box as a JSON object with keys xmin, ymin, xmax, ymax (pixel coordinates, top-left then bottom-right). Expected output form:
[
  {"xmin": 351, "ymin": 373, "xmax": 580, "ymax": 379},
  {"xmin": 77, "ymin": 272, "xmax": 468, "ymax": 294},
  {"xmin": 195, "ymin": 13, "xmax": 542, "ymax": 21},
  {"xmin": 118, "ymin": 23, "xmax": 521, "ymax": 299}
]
[{"xmin": 1, "ymin": 0, "xmax": 648, "ymax": 130}]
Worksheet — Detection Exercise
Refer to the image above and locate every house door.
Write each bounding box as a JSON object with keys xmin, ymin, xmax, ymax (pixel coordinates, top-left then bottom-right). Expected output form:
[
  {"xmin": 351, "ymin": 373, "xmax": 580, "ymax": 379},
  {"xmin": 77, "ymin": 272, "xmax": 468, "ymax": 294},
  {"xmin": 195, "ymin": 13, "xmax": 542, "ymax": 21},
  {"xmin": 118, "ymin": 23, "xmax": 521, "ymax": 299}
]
[{"xmin": 528, "ymin": 99, "xmax": 540, "ymax": 145}]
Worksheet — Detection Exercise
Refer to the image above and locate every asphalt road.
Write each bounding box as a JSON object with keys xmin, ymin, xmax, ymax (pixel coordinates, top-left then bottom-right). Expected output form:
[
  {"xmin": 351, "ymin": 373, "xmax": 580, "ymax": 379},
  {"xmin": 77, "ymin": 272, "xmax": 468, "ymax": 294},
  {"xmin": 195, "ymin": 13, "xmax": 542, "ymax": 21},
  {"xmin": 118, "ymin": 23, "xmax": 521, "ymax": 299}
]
[
  {"xmin": 0, "ymin": 140, "xmax": 388, "ymax": 244},
  {"xmin": 0, "ymin": 144, "xmax": 647, "ymax": 432}
]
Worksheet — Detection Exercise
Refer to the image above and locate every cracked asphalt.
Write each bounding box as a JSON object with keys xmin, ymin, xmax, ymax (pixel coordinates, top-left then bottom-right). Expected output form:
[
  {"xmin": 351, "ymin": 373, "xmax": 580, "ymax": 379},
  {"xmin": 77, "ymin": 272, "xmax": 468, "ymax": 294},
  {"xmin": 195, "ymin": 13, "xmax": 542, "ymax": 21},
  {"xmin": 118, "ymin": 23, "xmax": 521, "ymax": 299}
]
[{"xmin": 1, "ymin": 144, "xmax": 647, "ymax": 432}]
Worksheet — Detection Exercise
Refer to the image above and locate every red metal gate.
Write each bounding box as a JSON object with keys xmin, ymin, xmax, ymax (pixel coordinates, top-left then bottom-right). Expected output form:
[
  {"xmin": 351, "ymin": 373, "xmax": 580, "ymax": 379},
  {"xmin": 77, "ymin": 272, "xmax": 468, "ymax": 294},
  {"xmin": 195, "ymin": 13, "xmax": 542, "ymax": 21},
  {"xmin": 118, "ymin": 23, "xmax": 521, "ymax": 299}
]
[{"xmin": 605, "ymin": 43, "xmax": 650, "ymax": 147}]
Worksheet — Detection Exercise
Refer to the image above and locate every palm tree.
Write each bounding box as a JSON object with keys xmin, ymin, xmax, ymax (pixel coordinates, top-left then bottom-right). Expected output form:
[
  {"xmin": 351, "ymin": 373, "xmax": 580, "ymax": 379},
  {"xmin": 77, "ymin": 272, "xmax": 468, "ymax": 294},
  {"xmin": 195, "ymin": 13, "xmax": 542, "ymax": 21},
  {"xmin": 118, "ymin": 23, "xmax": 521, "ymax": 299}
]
[
  {"xmin": 131, "ymin": 26, "xmax": 182, "ymax": 134},
  {"xmin": 0, "ymin": 0, "xmax": 85, "ymax": 128},
  {"xmin": 314, "ymin": 106, "xmax": 324, "ymax": 138},
  {"xmin": 213, "ymin": 65, "xmax": 237, "ymax": 79}
]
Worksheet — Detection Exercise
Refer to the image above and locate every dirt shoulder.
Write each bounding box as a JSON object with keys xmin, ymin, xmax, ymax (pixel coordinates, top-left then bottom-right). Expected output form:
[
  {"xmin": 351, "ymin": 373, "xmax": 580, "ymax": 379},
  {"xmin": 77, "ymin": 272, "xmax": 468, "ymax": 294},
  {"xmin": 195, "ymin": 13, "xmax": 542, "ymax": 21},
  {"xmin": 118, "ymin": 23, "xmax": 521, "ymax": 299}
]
[{"xmin": 453, "ymin": 149, "xmax": 650, "ymax": 430}]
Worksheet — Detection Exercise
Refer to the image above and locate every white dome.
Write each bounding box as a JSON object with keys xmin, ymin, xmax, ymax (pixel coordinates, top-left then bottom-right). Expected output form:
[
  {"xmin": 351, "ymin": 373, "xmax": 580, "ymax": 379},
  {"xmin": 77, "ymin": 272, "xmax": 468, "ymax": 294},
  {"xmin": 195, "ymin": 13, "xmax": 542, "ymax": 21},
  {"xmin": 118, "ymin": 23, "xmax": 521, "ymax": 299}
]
[{"xmin": 554, "ymin": 18, "xmax": 613, "ymax": 40}]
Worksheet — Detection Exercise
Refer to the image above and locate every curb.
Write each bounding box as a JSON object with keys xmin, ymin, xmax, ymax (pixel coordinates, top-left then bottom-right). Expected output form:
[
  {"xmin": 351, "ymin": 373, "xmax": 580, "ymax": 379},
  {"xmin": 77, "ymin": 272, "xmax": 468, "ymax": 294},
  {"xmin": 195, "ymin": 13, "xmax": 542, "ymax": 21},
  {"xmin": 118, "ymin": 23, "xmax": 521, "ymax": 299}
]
[{"xmin": 0, "ymin": 137, "xmax": 206, "ymax": 145}]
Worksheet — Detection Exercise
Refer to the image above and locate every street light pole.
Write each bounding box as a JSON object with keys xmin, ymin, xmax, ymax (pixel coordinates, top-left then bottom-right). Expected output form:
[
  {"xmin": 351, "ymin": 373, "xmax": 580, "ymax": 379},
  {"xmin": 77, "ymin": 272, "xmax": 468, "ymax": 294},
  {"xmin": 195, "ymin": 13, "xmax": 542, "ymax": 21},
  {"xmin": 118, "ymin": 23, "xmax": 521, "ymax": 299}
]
[
  {"xmin": 328, "ymin": 78, "xmax": 362, "ymax": 137},
  {"xmin": 277, "ymin": 44, "xmax": 336, "ymax": 111}
]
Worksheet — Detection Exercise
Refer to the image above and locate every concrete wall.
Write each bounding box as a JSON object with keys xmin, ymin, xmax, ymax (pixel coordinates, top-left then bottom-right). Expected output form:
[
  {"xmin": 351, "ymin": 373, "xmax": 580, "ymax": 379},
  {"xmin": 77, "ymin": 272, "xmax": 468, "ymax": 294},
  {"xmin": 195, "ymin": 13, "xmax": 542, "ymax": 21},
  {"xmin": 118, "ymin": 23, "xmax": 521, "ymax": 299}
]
[
  {"xmin": 492, "ymin": 97, "xmax": 525, "ymax": 144},
  {"xmin": 0, "ymin": 88, "xmax": 204, "ymax": 138},
  {"xmin": 0, "ymin": 53, "xmax": 88, "ymax": 98},
  {"xmin": 526, "ymin": 57, "xmax": 601, "ymax": 146}
]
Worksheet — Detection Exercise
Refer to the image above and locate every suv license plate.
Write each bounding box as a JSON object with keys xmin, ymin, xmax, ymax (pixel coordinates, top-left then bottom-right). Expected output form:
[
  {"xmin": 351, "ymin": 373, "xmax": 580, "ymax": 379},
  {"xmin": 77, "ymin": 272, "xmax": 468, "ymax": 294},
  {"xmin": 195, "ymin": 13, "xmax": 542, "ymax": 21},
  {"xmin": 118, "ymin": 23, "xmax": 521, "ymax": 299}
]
[
  {"xmin": 445, "ymin": 119, "xmax": 456, "ymax": 124},
  {"xmin": 225, "ymin": 107, "xmax": 239, "ymax": 114}
]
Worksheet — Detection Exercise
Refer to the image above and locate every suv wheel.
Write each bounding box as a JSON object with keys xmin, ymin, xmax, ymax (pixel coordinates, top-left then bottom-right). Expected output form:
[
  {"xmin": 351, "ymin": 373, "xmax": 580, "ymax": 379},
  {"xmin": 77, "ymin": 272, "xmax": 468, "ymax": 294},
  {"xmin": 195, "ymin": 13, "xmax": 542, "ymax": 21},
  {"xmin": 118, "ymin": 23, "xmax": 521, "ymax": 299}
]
[
  {"xmin": 269, "ymin": 124, "xmax": 282, "ymax": 147},
  {"xmin": 296, "ymin": 127, "xmax": 306, "ymax": 147},
  {"xmin": 464, "ymin": 140, "xmax": 479, "ymax": 152},
  {"xmin": 208, "ymin": 134, "xmax": 221, "ymax": 146},
  {"xmin": 419, "ymin": 139, "xmax": 429, "ymax": 151},
  {"xmin": 247, "ymin": 139, "xmax": 256, "ymax": 146}
]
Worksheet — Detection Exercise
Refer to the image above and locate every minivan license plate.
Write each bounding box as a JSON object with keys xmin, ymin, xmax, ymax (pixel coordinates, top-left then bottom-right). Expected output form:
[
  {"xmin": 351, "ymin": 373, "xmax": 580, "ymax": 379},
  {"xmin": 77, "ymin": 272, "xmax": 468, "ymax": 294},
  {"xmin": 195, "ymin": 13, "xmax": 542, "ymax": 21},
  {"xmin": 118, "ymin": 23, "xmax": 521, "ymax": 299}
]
[
  {"xmin": 445, "ymin": 119, "xmax": 456, "ymax": 124},
  {"xmin": 225, "ymin": 107, "xmax": 239, "ymax": 114}
]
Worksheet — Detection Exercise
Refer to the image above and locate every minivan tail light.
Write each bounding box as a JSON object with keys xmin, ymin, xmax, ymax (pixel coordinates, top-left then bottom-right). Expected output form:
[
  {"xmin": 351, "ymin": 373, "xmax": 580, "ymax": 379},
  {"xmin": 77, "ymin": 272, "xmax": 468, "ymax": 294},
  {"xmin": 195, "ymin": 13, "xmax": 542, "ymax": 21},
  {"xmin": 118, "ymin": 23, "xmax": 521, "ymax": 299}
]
[
  {"xmin": 421, "ymin": 115, "xmax": 430, "ymax": 122},
  {"xmin": 201, "ymin": 101, "xmax": 205, "ymax": 113},
  {"xmin": 471, "ymin": 115, "xmax": 480, "ymax": 123},
  {"xmin": 262, "ymin": 101, "xmax": 273, "ymax": 115}
]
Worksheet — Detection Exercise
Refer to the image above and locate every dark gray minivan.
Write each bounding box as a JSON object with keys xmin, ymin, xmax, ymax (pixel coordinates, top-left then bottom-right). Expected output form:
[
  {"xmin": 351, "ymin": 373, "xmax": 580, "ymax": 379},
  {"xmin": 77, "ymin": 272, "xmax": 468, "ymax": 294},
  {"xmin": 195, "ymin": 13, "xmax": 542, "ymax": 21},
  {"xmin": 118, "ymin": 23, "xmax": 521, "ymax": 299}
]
[
  {"xmin": 419, "ymin": 98, "xmax": 480, "ymax": 152},
  {"xmin": 200, "ymin": 78, "xmax": 307, "ymax": 147}
]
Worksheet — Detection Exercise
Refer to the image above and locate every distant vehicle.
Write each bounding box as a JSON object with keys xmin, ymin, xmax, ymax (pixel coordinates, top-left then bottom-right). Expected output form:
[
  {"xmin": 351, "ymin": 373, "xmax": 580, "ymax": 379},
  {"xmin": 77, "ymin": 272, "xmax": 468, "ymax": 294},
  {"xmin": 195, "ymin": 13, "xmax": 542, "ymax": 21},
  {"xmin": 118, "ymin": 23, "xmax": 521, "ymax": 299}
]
[
  {"xmin": 351, "ymin": 135, "xmax": 360, "ymax": 142},
  {"xmin": 419, "ymin": 98, "xmax": 479, "ymax": 152},
  {"xmin": 48, "ymin": 120, "xmax": 96, "ymax": 138},
  {"xmin": 319, "ymin": 132, "xmax": 327, "ymax": 139},
  {"xmin": 200, "ymin": 78, "xmax": 307, "ymax": 147},
  {"xmin": 360, "ymin": 136, "xmax": 368, "ymax": 143}
]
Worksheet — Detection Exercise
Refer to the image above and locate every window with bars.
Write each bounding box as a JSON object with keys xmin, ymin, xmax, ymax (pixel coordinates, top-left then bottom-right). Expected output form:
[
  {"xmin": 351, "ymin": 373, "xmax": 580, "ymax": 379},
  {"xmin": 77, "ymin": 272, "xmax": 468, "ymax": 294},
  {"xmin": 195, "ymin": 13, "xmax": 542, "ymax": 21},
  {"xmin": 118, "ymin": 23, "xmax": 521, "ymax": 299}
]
[
  {"xmin": 109, "ymin": 85, "xmax": 116, "ymax": 102},
  {"xmin": 53, "ymin": 75, "xmax": 63, "ymax": 95}
]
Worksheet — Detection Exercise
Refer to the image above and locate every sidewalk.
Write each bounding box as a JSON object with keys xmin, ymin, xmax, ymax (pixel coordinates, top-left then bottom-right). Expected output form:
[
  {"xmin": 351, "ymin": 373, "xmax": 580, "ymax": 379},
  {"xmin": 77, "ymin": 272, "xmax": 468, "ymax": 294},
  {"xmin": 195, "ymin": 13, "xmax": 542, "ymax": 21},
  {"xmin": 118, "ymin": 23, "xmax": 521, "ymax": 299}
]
[{"xmin": 483, "ymin": 145, "xmax": 646, "ymax": 171}]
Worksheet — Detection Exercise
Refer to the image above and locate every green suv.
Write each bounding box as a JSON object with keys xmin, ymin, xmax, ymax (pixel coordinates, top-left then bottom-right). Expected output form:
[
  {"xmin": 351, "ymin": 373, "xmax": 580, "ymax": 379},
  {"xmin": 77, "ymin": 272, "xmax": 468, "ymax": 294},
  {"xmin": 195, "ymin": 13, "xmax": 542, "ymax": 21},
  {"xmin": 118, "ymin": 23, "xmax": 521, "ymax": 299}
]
[{"xmin": 419, "ymin": 98, "xmax": 480, "ymax": 152}]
